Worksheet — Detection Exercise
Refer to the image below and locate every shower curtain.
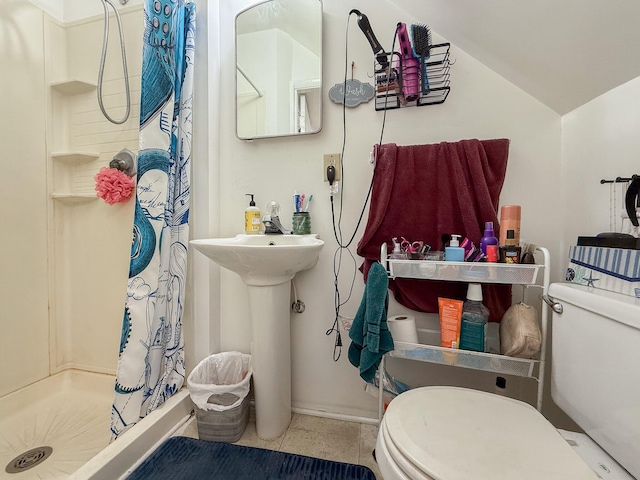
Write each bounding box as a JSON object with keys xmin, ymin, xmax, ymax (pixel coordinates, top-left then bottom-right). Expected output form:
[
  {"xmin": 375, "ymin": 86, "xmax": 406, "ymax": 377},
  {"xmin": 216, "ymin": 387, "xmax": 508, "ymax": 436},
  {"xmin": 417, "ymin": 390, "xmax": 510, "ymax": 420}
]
[{"xmin": 111, "ymin": 0, "xmax": 196, "ymax": 439}]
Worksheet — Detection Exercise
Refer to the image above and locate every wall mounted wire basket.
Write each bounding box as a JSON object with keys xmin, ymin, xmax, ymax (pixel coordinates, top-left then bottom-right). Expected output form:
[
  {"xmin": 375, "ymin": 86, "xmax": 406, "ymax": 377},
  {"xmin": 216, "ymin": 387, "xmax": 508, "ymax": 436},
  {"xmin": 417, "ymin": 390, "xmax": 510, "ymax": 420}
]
[{"xmin": 374, "ymin": 43, "xmax": 451, "ymax": 111}]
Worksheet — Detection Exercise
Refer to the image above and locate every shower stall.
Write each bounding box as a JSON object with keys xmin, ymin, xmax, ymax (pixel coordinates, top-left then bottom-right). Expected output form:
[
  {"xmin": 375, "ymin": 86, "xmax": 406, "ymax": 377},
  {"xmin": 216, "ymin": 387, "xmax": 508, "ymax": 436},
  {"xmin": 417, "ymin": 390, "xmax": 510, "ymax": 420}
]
[{"xmin": 0, "ymin": 1, "xmax": 192, "ymax": 478}]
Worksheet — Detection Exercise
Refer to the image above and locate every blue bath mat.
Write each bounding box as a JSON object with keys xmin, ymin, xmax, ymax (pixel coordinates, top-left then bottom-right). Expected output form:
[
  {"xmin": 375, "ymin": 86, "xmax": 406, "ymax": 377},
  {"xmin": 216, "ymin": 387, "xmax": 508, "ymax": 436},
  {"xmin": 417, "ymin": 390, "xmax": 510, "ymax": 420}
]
[{"xmin": 127, "ymin": 436, "xmax": 376, "ymax": 480}]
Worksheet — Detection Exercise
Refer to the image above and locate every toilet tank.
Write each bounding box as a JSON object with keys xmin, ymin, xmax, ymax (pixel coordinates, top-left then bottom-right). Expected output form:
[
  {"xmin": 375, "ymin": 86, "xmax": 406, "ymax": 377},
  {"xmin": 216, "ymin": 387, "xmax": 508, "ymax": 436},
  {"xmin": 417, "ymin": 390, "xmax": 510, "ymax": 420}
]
[{"xmin": 549, "ymin": 282, "xmax": 640, "ymax": 478}]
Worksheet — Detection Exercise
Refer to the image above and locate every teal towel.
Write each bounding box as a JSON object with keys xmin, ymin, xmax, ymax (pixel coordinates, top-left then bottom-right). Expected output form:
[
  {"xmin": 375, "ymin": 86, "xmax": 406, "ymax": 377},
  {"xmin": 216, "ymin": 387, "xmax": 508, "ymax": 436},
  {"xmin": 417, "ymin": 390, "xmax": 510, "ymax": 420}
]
[{"xmin": 348, "ymin": 262, "xmax": 394, "ymax": 382}]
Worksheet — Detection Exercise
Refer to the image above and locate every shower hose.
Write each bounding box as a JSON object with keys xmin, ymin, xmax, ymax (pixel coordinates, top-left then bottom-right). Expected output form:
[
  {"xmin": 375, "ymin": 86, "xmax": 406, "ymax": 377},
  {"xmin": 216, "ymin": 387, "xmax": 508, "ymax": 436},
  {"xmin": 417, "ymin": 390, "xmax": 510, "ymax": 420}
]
[{"xmin": 98, "ymin": 0, "xmax": 131, "ymax": 125}]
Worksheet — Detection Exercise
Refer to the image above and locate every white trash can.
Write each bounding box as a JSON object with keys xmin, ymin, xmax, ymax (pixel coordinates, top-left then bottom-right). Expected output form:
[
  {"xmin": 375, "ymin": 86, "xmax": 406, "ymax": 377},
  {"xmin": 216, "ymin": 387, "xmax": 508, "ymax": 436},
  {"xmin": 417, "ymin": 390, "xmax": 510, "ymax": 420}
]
[{"xmin": 187, "ymin": 352, "xmax": 252, "ymax": 442}]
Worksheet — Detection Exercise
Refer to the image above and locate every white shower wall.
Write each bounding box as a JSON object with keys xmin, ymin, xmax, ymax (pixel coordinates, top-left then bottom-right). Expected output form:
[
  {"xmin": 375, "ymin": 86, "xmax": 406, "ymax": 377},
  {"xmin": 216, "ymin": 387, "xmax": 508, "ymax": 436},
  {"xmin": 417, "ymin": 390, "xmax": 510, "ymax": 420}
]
[
  {"xmin": 48, "ymin": 7, "xmax": 143, "ymax": 374},
  {"xmin": 0, "ymin": 2, "xmax": 50, "ymax": 399},
  {"xmin": 0, "ymin": 3, "xmax": 145, "ymax": 398}
]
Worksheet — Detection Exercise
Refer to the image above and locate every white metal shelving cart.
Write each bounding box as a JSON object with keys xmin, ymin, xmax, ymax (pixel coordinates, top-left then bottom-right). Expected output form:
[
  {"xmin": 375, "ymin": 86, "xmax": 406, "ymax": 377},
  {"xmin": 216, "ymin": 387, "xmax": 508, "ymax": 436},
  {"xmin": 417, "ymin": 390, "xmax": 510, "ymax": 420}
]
[{"xmin": 377, "ymin": 244, "xmax": 551, "ymax": 421}]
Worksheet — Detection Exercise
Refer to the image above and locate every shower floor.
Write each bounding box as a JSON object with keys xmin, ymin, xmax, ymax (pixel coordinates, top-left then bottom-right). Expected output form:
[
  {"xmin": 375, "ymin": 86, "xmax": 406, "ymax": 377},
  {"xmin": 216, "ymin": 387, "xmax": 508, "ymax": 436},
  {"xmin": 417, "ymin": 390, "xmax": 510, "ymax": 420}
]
[{"xmin": 0, "ymin": 370, "xmax": 114, "ymax": 479}]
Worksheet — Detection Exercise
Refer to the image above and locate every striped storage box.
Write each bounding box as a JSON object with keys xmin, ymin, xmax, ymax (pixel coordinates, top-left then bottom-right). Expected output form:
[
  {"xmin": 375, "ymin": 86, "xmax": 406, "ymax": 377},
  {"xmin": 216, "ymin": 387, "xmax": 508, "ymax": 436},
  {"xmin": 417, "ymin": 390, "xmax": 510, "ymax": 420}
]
[{"xmin": 566, "ymin": 245, "xmax": 640, "ymax": 298}]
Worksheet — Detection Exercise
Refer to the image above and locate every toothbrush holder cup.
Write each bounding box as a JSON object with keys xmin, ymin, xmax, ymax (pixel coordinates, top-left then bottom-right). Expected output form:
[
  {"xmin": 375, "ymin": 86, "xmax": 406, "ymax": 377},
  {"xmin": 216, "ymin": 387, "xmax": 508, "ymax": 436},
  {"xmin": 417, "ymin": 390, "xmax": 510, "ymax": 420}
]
[{"xmin": 292, "ymin": 212, "xmax": 311, "ymax": 235}]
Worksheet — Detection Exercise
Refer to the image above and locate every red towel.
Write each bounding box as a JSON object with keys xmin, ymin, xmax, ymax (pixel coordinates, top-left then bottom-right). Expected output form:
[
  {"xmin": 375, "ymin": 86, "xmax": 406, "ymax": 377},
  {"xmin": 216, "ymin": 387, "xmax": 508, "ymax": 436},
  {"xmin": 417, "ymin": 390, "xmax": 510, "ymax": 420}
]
[{"xmin": 357, "ymin": 139, "xmax": 511, "ymax": 321}]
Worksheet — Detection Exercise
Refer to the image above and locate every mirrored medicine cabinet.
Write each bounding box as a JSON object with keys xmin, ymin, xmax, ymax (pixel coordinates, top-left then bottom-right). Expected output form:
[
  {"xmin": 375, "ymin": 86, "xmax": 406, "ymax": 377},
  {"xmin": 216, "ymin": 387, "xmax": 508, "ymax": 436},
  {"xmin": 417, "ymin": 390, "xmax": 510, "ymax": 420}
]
[{"xmin": 235, "ymin": 0, "xmax": 322, "ymax": 140}]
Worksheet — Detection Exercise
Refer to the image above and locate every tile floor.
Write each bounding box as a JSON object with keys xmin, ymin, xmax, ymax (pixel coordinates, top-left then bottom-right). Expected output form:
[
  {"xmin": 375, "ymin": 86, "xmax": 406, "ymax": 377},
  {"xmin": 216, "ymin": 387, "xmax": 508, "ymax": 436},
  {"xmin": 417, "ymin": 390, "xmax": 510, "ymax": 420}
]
[{"xmin": 174, "ymin": 412, "xmax": 382, "ymax": 479}]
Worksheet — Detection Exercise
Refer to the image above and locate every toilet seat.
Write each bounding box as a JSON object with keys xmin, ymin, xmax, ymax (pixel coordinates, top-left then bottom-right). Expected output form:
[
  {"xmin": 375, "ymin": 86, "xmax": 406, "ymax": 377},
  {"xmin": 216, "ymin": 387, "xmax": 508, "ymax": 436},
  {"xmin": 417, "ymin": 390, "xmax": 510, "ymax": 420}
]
[
  {"xmin": 378, "ymin": 418, "xmax": 433, "ymax": 480},
  {"xmin": 381, "ymin": 386, "xmax": 598, "ymax": 480}
]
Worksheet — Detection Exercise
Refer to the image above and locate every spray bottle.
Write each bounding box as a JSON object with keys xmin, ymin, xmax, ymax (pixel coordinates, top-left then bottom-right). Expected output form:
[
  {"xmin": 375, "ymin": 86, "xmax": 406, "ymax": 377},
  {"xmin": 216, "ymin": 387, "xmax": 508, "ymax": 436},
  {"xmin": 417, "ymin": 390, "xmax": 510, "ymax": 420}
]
[{"xmin": 480, "ymin": 221, "xmax": 499, "ymax": 255}]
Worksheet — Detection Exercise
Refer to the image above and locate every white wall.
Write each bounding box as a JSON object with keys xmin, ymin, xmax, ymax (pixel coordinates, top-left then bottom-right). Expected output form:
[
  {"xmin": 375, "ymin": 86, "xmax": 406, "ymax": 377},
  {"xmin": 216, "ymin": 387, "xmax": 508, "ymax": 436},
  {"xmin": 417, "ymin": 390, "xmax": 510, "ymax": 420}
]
[
  {"xmin": 27, "ymin": 0, "xmax": 144, "ymax": 23},
  {"xmin": 63, "ymin": 0, "xmax": 144, "ymax": 23},
  {"xmin": 561, "ymin": 75, "xmax": 640, "ymax": 270},
  {"xmin": 0, "ymin": 2, "xmax": 50, "ymax": 398},
  {"xmin": 186, "ymin": 0, "xmax": 218, "ymax": 378},
  {"xmin": 28, "ymin": 0, "xmax": 63, "ymax": 20},
  {"xmin": 210, "ymin": 0, "xmax": 563, "ymax": 419}
]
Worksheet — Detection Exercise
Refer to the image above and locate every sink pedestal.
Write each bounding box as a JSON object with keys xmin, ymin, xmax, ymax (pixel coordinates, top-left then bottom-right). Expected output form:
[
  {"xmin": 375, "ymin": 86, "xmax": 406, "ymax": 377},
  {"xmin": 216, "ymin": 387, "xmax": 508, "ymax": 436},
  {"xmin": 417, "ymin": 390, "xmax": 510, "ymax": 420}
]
[{"xmin": 247, "ymin": 282, "xmax": 291, "ymax": 439}]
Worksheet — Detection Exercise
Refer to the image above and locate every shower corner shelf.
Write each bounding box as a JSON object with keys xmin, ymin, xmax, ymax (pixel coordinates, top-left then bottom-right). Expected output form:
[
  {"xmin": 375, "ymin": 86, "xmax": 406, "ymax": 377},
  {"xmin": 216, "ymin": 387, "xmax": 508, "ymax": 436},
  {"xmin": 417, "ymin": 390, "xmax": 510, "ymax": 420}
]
[
  {"xmin": 51, "ymin": 152, "xmax": 99, "ymax": 164},
  {"xmin": 50, "ymin": 80, "xmax": 97, "ymax": 95},
  {"xmin": 377, "ymin": 244, "xmax": 551, "ymax": 421},
  {"xmin": 50, "ymin": 152, "xmax": 100, "ymax": 204}
]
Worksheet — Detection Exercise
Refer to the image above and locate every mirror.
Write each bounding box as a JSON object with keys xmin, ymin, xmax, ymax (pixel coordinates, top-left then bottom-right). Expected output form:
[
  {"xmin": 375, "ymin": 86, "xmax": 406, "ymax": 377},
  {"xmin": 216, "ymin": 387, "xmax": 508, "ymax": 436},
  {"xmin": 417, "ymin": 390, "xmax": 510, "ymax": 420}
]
[{"xmin": 235, "ymin": 0, "xmax": 322, "ymax": 140}]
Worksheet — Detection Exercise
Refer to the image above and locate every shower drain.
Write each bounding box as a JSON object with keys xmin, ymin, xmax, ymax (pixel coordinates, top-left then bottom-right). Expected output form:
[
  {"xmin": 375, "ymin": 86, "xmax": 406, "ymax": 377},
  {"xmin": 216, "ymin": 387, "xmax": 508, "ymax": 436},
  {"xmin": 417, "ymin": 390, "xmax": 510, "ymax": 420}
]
[{"xmin": 5, "ymin": 446, "xmax": 53, "ymax": 474}]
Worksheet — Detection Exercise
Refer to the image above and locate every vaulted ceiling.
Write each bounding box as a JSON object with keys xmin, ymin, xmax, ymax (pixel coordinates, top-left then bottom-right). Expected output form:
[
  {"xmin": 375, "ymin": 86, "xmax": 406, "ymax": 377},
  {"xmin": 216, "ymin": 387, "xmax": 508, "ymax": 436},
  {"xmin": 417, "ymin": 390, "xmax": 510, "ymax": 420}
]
[{"xmin": 388, "ymin": 0, "xmax": 640, "ymax": 114}]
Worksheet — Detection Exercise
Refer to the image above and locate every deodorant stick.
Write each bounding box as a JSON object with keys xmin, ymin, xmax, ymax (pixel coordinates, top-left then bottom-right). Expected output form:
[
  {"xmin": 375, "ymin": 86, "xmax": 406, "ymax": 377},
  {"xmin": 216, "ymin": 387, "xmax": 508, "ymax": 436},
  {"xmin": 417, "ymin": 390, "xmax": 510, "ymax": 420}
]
[{"xmin": 499, "ymin": 205, "xmax": 521, "ymax": 246}]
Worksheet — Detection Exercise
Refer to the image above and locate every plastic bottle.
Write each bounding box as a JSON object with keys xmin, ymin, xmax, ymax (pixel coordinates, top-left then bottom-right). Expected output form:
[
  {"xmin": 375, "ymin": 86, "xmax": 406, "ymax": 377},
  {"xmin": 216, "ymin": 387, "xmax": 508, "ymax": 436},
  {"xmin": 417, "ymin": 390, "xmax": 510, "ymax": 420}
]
[
  {"xmin": 445, "ymin": 234, "xmax": 465, "ymax": 262},
  {"xmin": 480, "ymin": 221, "xmax": 499, "ymax": 255},
  {"xmin": 244, "ymin": 194, "xmax": 261, "ymax": 234},
  {"xmin": 486, "ymin": 245, "xmax": 499, "ymax": 263},
  {"xmin": 459, "ymin": 283, "xmax": 490, "ymax": 352},
  {"xmin": 389, "ymin": 237, "xmax": 406, "ymax": 259}
]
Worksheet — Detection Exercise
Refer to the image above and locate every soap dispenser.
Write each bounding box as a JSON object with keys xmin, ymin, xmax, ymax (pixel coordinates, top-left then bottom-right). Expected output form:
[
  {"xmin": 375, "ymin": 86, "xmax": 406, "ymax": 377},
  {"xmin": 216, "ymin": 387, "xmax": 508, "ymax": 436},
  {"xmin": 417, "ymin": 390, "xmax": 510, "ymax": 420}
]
[
  {"xmin": 445, "ymin": 234, "xmax": 465, "ymax": 262},
  {"xmin": 390, "ymin": 237, "xmax": 406, "ymax": 259},
  {"xmin": 245, "ymin": 194, "xmax": 261, "ymax": 234}
]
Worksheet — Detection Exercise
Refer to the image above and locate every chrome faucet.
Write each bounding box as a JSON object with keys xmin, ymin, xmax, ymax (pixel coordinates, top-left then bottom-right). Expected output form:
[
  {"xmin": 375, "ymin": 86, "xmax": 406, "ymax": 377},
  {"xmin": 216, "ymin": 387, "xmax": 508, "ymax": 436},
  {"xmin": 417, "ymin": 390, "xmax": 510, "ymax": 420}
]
[{"xmin": 262, "ymin": 201, "xmax": 291, "ymax": 234}]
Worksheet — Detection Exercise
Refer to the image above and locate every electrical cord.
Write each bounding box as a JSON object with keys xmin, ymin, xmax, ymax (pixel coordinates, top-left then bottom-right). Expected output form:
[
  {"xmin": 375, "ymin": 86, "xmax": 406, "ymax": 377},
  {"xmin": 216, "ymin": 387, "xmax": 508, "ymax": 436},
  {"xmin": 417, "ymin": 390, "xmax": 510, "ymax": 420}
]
[{"xmin": 325, "ymin": 12, "xmax": 398, "ymax": 362}]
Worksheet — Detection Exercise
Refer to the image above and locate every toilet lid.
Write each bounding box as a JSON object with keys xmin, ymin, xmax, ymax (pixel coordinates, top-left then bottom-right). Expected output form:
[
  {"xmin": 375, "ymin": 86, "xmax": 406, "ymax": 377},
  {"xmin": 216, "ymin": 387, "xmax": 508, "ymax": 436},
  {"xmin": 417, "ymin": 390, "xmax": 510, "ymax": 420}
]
[{"xmin": 384, "ymin": 387, "xmax": 598, "ymax": 480}]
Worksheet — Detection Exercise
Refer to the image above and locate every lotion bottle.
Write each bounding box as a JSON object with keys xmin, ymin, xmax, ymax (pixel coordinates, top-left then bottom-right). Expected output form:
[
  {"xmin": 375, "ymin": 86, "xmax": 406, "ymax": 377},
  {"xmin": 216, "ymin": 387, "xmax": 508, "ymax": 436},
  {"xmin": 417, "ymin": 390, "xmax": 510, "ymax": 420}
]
[
  {"xmin": 244, "ymin": 194, "xmax": 261, "ymax": 234},
  {"xmin": 445, "ymin": 234, "xmax": 465, "ymax": 262}
]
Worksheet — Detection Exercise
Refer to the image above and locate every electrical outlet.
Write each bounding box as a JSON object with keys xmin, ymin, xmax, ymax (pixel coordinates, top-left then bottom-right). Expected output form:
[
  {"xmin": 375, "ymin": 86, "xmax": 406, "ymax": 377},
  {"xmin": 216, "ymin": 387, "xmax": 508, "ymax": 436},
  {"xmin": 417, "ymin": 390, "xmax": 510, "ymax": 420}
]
[{"xmin": 323, "ymin": 153, "xmax": 341, "ymax": 182}]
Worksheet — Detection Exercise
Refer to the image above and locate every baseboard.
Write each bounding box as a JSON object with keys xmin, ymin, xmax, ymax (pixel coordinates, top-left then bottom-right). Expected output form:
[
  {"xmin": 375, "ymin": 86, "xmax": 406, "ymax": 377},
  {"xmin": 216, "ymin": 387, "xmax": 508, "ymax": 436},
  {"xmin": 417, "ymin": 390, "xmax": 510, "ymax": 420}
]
[{"xmin": 292, "ymin": 406, "xmax": 379, "ymax": 426}]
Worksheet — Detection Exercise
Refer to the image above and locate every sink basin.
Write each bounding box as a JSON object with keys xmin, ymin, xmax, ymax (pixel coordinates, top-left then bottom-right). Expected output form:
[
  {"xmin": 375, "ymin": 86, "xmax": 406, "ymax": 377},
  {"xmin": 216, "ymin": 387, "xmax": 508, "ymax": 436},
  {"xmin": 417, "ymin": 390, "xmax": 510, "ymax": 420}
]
[{"xmin": 190, "ymin": 234, "xmax": 324, "ymax": 286}]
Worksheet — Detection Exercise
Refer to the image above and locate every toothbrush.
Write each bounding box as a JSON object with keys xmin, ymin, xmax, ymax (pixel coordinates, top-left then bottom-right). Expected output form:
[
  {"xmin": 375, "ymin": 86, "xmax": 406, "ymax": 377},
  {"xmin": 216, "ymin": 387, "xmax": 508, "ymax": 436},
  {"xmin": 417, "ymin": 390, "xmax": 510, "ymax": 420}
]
[{"xmin": 304, "ymin": 194, "xmax": 313, "ymax": 212}]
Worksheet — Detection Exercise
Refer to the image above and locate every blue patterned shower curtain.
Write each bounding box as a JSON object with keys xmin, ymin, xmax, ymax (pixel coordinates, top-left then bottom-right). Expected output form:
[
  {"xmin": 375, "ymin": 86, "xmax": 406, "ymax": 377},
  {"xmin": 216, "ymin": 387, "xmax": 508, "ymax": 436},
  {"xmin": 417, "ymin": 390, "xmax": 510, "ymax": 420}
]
[{"xmin": 111, "ymin": 0, "xmax": 196, "ymax": 439}]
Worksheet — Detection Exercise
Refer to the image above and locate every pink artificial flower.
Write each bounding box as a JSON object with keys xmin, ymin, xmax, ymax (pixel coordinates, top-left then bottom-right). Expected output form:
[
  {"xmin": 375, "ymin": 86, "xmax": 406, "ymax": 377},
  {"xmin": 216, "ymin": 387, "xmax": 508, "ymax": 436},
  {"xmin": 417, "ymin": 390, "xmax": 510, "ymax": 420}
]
[{"xmin": 94, "ymin": 167, "xmax": 136, "ymax": 205}]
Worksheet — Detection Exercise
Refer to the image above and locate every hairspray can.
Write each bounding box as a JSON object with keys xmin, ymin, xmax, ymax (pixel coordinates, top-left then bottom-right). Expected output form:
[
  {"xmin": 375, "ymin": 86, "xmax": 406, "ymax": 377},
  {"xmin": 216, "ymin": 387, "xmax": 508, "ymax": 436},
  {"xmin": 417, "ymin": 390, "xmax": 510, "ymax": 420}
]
[{"xmin": 499, "ymin": 205, "xmax": 521, "ymax": 246}]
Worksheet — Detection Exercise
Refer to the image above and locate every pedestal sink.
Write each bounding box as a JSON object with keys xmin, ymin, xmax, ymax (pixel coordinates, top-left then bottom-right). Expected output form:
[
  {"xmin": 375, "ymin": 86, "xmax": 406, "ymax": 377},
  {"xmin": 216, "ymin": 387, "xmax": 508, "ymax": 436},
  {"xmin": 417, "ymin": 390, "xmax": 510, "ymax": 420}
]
[{"xmin": 190, "ymin": 234, "xmax": 324, "ymax": 439}]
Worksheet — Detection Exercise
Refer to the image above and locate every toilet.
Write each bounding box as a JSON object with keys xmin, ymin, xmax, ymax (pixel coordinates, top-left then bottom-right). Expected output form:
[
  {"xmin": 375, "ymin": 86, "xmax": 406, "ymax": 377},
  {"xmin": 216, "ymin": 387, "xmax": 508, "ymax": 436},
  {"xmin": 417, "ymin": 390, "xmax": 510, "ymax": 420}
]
[{"xmin": 376, "ymin": 282, "xmax": 640, "ymax": 480}]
